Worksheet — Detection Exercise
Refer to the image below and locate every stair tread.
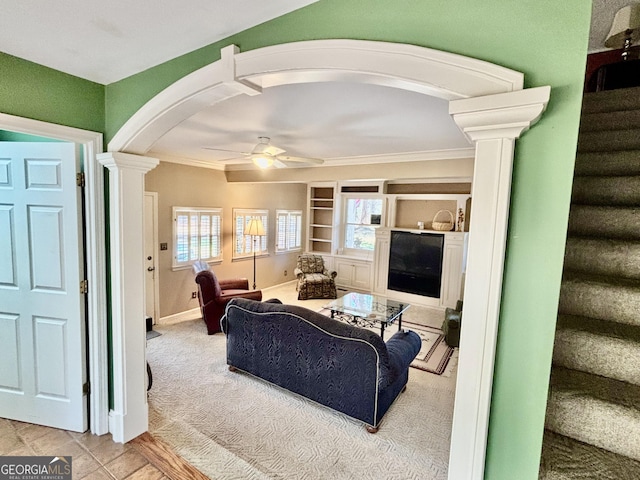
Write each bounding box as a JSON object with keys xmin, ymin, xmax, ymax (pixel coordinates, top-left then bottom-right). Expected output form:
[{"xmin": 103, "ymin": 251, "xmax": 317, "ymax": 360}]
[
  {"xmin": 580, "ymin": 109, "xmax": 640, "ymax": 132},
  {"xmin": 562, "ymin": 270, "xmax": 640, "ymax": 288},
  {"xmin": 563, "ymin": 237, "xmax": 640, "ymax": 280},
  {"xmin": 540, "ymin": 430, "xmax": 640, "ymax": 480},
  {"xmin": 567, "ymin": 205, "xmax": 640, "ymax": 240},
  {"xmin": 574, "ymin": 150, "xmax": 640, "ymax": 177},
  {"xmin": 559, "ymin": 272, "xmax": 640, "ymax": 327},
  {"xmin": 582, "ymin": 87, "xmax": 640, "ymax": 114},
  {"xmin": 549, "ymin": 367, "xmax": 640, "ymax": 412},
  {"xmin": 557, "ymin": 314, "xmax": 640, "ymax": 344},
  {"xmin": 571, "ymin": 175, "xmax": 640, "ymax": 207},
  {"xmin": 577, "ymin": 129, "xmax": 640, "ymax": 153}
]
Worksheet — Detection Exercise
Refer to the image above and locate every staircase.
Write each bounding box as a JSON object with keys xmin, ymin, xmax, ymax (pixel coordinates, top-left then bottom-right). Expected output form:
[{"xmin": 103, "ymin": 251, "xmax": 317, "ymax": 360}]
[{"xmin": 539, "ymin": 87, "xmax": 640, "ymax": 479}]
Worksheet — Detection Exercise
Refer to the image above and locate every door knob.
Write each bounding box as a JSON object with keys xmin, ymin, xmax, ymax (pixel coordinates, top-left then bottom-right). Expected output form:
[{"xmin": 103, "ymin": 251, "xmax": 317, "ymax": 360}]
[{"xmin": 147, "ymin": 266, "xmax": 155, "ymax": 272}]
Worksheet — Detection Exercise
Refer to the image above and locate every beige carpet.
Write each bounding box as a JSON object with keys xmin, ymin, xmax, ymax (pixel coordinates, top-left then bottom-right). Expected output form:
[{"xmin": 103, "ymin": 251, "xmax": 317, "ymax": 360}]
[{"xmin": 146, "ymin": 283, "xmax": 457, "ymax": 479}]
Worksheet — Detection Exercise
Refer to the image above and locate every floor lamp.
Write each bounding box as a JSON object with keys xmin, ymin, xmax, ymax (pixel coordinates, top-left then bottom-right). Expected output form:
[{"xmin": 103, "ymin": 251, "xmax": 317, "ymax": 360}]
[{"xmin": 246, "ymin": 218, "xmax": 265, "ymax": 290}]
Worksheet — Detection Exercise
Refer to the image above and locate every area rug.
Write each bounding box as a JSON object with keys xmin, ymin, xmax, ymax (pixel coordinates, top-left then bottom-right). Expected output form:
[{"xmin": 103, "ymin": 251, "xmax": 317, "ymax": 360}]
[
  {"xmin": 317, "ymin": 309, "xmax": 457, "ymax": 376},
  {"xmin": 146, "ymin": 319, "xmax": 456, "ymax": 480},
  {"xmin": 402, "ymin": 322, "xmax": 457, "ymax": 376}
]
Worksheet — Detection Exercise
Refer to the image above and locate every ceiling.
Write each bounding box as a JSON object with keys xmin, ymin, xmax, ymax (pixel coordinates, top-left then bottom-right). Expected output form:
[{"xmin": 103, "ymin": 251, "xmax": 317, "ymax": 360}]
[
  {"xmin": 0, "ymin": 0, "xmax": 319, "ymax": 85},
  {"xmin": 151, "ymin": 81, "xmax": 472, "ymax": 170},
  {"xmin": 1, "ymin": 1, "xmax": 627, "ymax": 172}
]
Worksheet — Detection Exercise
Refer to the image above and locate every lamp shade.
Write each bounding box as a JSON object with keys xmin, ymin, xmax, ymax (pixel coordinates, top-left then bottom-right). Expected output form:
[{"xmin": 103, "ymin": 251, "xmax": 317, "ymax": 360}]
[
  {"xmin": 605, "ymin": 4, "xmax": 640, "ymax": 48},
  {"xmin": 246, "ymin": 218, "xmax": 265, "ymax": 236}
]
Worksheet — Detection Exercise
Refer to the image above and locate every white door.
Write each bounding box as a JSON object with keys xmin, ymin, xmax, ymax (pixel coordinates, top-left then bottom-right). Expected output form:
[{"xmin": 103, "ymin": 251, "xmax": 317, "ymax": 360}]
[
  {"xmin": 144, "ymin": 192, "xmax": 159, "ymax": 324},
  {"xmin": 0, "ymin": 142, "xmax": 87, "ymax": 432}
]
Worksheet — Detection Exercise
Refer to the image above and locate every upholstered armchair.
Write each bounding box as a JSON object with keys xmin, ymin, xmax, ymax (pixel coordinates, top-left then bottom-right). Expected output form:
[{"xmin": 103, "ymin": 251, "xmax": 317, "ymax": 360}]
[
  {"xmin": 193, "ymin": 262, "xmax": 262, "ymax": 334},
  {"xmin": 442, "ymin": 300, "xmax": 463, "ymax": 347},
  {"xmin": 294, "ymin": 254, "xmax": 337, "ymax": 300}
]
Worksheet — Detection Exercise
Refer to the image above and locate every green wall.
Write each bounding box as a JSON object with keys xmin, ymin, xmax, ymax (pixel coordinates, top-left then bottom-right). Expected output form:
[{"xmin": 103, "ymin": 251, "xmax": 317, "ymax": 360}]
[
  {"xmin": 1, "ymin": 0, "xmax": 592, "ymax": 477},
  {"xmin": 0, "ymin": 51, "xmax": 104, "ymax": 133},
  {"xmin": 0, "ymin": 130, "xmax": 61, "ymax": 142},
  {"xmin": 105, "ymin": 2, "xmax": 592, "ymax": 477}
]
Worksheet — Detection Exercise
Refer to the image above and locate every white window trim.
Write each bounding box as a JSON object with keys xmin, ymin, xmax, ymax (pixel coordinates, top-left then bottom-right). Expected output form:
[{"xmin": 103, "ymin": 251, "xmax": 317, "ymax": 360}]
[
  {"xmin": 172, "ymin": 206, "xmax": 223, "ymax": 269},
  {"xmin": 340, "ymin": 194, "xmax": 384, "ymax": 257},
  {"xmin": 276, "ymin": 209, "xmax": 303, "ymax": 254},
  {"xmin": 233, "ymin": 208, "xmax": 269, "ymax": 260}
]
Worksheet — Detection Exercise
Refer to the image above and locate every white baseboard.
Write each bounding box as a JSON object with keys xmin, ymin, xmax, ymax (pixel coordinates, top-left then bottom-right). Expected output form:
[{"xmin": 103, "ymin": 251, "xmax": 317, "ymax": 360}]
[
  {"xmin": 262, "ymin": 279, "xmax": 298, "ymax": 291},
  {"xmin": 159, "ymin": 307, "xmax": 202, "ymax": 325}
]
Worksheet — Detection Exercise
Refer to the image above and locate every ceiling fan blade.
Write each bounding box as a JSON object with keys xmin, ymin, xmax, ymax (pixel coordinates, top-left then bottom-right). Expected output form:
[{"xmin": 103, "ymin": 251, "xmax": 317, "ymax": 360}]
[
  {"xmin": 263, "ymin": 145, "xmax": 286, "ymax": 156},
  {"xmin": 273, "ymin": 159, "xmax": 289, "ymax": 168},
  {"xmin": 276, "ymin": 155, "xmax": 324, "ymax": 165},
  {"xmin": 212, "ymin": 156, "xmax": 248, "ymax": 163},
  {"xmin": 202, "ymin": 146, "xmax": 251, "ymax": 155}
]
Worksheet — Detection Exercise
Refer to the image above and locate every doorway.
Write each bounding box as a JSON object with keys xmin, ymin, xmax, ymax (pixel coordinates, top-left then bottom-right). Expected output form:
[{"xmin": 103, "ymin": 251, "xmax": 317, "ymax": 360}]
[
  {"xmin": 106, "ymin": 39, "xmax": 550, "ymax": 478},
  {"xmin": 144, "ymin": 192, "xmax": 159, "ymax": 326},
  {"xmin": 0, "ymin": 114, "xmax": 107, "ymax": 435}
]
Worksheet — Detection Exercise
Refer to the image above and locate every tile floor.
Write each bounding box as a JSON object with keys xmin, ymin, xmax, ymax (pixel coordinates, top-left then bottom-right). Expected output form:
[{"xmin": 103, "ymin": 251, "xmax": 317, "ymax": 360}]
[{"xmin": 0, "ymin": 418, "xmax": 168, "ymax": 479}]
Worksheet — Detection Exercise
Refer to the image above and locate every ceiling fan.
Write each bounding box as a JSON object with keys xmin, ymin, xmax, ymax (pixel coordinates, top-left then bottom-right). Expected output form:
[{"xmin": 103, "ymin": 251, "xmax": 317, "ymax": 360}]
[{"xmin": 203, "ymin": 137, "xmax": 324, "ymax": 168}]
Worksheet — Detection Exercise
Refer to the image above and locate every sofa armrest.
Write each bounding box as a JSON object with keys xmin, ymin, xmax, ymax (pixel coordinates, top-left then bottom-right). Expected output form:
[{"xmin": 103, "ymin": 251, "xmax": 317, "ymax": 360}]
[
  {"xmin": 384, "ymin": 330, "xmax": 422, "ymax": 380},
  {"xmin": 219, "ymin": 278, "xmax": 250, "ymax": 290},
  {"xmin": 444, "ymin": 308, "xmax": 462, "ymax": 330},
  {"xmin": 294, "ymin": 267, "xmax": 303, "ymax": 278}
]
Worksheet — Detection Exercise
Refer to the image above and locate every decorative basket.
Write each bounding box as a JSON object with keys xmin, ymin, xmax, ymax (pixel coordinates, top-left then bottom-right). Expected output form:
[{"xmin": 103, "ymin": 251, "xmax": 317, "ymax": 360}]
[{"xmin": 431, "ymin": 210, "xmax": 454, "ymax": 231}]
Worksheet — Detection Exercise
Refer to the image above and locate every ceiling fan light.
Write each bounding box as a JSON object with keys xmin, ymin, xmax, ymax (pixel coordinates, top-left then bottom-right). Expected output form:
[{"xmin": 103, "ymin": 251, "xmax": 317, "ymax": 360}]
[{"xmin": 252, "ymin": 155, "xmax": 273, "ymax": 168}]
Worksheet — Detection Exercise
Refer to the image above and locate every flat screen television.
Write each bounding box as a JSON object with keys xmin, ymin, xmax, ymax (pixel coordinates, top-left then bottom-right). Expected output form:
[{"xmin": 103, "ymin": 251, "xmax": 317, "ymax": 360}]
[{"xmin": 387, "ymin": 230, "xmax": 444, "ymax": 298}]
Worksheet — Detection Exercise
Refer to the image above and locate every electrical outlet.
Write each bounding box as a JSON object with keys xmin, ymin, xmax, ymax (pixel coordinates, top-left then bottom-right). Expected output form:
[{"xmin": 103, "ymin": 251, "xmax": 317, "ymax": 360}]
[
  {"xmin": 191, "ymin": 291, "xmax": 197, "ymax": 299},
  {"xmin": 284, "ymin": 270, "xmax": 287, "ymax": 276}
]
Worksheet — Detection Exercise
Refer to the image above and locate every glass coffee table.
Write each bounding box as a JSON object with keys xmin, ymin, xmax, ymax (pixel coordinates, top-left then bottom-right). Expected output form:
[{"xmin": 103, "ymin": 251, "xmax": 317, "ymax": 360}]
[{"xmin": 324, "ymin": 292, "xmax": 410, "ymax": 340}]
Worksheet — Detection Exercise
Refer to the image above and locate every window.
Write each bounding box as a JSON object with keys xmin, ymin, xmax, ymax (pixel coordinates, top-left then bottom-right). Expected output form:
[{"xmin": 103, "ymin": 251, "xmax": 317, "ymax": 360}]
[
  {"xmin": 343, "ymin": 197, "xmax": 383, "ymax": 253},
  {"xmin": 276, "ymin": 210, "xmax": 302, "ymax": 253},
  {"xmin": 173, "ymin": 207, "xmax": 222, "ymax": 268},
  {"xmin": 233, "ymin": 209, "xmax": 268, "ymax": 259}
]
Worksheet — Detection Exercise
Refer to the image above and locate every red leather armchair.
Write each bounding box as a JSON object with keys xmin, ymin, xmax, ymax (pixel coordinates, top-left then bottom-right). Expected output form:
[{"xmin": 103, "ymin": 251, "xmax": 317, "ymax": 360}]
[{"xmin": 194, "ymin": 263, "xmax": 262, "ymax": 334}]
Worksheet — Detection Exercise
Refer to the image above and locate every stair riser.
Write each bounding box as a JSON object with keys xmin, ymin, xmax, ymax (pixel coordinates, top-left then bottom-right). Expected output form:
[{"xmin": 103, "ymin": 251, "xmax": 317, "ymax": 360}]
[
  {"xmin": 572, "ymin": 177, "xmax": 640, "ymax": 206},
  {"xmin": 564, "ymin": 238, "xmax": 640, "ymax": 280},
  {"xmin": 580, "ymin": 110, "xmax": 640, "ymax": 132},
  {"xmin": 582, "ymin": 88, "xmax": 640, "ymax": 114},
  {"xmin": 559, "ymin": 279, "xmax": 640, "ymax": 326},
  {"xmin": 568, "ymin": 206, "xmax": 640, "ymax": 240},
  {"xmin": 575, "ymin": 151, "xmax": 640, "ymax": 177},
  {"xmin": 545, "ymin": 392, "xmax": 640, "ymax": 462},
  {"xmin": 578, "ymin": 129, "xmax": 640, "ymax": 152},
  {"xmin": 552, "ymin": 329, "xmax": 640, "ymax": 386}
]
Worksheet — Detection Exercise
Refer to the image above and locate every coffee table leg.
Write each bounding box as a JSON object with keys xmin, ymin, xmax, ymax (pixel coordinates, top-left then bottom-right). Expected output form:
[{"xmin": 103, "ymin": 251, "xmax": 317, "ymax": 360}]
[
  {"xmin": 380, "ymin": 323, "xmax": 385, "ymax": 340},
  {"xmin": 398, "ymin": 305, "xmax": 404, "ymax": 332}
]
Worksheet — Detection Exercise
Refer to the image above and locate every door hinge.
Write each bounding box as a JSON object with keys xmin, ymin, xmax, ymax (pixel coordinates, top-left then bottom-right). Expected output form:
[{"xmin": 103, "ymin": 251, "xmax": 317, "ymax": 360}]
[
  {"xmin": 80, "ymin": 279, "xmax": 88, "ymax": 294},
  {"xmin": 83, "ymin": 382, "xmax": 90, "ymax": 395},
  {"xmin": 76, "ymin": 172, "xmax": 85, "ymax": 187}
]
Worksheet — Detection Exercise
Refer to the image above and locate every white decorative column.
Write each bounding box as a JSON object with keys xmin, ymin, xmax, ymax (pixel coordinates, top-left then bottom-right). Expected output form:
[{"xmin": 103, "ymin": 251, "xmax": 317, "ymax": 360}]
[
  {"xmin": 447, "ymin": 86, "xmax": 550, "ymax": 480},
  {"xmin": 98, "ymin": 152, "xmax": 159, "ymax": 443}
]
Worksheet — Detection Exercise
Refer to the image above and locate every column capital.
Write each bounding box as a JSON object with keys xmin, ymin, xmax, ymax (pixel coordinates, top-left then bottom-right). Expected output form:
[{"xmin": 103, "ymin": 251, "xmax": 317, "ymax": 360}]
[
  {"xmin": 450, "ymin": 86, "xmax": 551, "ymax": 142},
  {"xmin": 97, "ymin": 152, "xmax": 159, "ymax": 173}
]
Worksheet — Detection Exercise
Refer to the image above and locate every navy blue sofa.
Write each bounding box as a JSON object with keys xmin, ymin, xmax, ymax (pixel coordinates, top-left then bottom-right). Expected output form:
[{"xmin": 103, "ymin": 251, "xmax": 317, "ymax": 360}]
[{"xmin": 222, "ymin": 298, "xmax": 421, "ymax": 432}]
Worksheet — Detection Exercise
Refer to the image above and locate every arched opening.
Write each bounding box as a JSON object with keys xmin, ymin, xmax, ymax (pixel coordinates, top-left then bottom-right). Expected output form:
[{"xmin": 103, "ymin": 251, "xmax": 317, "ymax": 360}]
[{"xmin": 107, "ymin": 39, "xmax": 550, "ymax": 479}]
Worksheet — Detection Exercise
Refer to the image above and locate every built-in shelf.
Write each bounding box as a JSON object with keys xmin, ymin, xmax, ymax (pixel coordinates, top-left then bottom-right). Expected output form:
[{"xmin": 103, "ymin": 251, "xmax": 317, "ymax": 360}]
[{"xmin": 308, "ymin": 183, "xmax": 337, "ymax": 254}]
